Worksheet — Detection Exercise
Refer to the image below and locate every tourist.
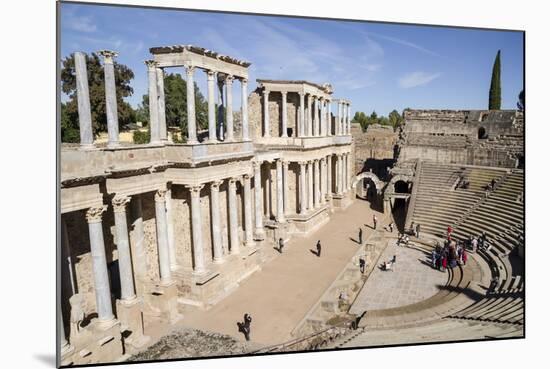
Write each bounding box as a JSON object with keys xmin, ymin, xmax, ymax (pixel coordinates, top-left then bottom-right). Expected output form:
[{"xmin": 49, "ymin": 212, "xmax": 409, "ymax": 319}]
[
  {"xmin": 278, "ymin": 237, "xmax": 284, "ymax": 253},
  {"xmin": 316, "ymin": 240, "xmax": 322, "ymax": 257},
  {"xmin": 485, "ymin": 187, "xmax": 490, "ymax": 198},
  {"xmin": 403, "ymin": 235, "xmax": 410, "ymax": 246},
  {"xmin": 388, "ymin": 222, "xmax": 394, "ymax": 233},
  {"xmin": 491, "ymin": 178, "xmax": 496, "ymax": 190},
  {"xmin": 442, "ymin": 254, "xmax": 448, "ymax": 270},
  {"xmin": 358, "ymin": 227, "xmax": 363, "ymax": 244},
  {"xmin": 447, "ymin": 225, "xmax": 453, "ymax": 240},
  {"xmin": 471, "ymin": 237, "xmax": 478, "ymax": 253},
  {"xmin": 431, "ymin": 249, "xmax": 437, "ymax": 268},
  {"xmin": 415, "ymin": 223, "xmax": 421, "ymax": 238},
  {"xmin": 359, "ymin": 257, "xmax": 366, "ymax": 273},
  {"xmin": 410, "ymin": 222, "xmax": 415, "ymax": 235},
  {"xmin": 462, "ymin": 249, "xmax": 468, "ymax": 265},
  {"xmin": 373, "ymin": 215, "xmax": 378, "ymax": 230}
]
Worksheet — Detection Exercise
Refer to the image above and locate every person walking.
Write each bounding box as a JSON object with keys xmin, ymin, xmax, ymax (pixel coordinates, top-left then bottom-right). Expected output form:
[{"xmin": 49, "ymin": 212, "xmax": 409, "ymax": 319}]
[
  {"xmin": 358, "ymin": 228, "xmax": 363, "ymax": 244},
  {"xmin": 416, "ymin": 223, "xmax": 421, "ymax": 238},
  {"xmin": 471, "ymin": 237, "xmax": 478, "ymax": 253},
  {"xmin": 359, "ymin": 257, "xmax": 366, "ymax": 274},
  {"xmin": 278, "ymin": 237, "xmax": 284, "ymax": 253},
  {"xmin": 431, "ymin": 249, "xmax": 437, "ymax": 269},
  {"xmin": 462, "ymin": 249, "xmax": 468, "ymax": 265},
  {"xmin": 316, "ymin": 240, "xmax": 322, "ymax": 257},
  {"xmin": 373, "ymin": 215, "xmax": 378, "ymax": 230},
  {"xmin": 243, "ymin": 313, "xmax": 252, "ymax": 341}
]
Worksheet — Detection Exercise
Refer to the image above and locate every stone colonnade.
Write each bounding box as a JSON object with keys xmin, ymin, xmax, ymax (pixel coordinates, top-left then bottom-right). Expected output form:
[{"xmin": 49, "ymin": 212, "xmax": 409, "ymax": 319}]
[{"xmin": 259, "ymin": 87, "xmax": 352, "ymax": 138}]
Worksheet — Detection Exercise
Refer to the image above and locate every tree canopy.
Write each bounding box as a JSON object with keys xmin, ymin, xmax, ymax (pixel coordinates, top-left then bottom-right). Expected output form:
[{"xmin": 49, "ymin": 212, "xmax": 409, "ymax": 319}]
[
  {"xmin": 352, "ymin": 109, "xmax": 403, "ymax": 131},
  {"xmin": 60, "ymin": 52, "xmax": 135, "ymax": 142},
  {"xmin": 489, "ymin": 50, "xmax": 502, "ymax": 110}
]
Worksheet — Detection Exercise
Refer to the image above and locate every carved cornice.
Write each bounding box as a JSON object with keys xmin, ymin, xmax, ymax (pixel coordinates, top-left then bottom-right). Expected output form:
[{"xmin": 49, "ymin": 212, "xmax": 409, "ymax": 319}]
[
  {"xmin": 149, "ymin": 45, "xmax": 252, "ymax": 67},
  {"xmin": 86, "ymin": 205, "xmax": 107, "ymax": 223},
  {"xmin": 61, "ymin": 175, "xmax": 105, "ymax": 188}
]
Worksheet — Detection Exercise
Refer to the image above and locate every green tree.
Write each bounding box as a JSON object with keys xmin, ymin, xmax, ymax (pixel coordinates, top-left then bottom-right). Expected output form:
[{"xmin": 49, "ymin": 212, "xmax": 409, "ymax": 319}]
[
  {"xmin": 60, "ymin": 52, "xmax": 135, "ymax": 141},
  {"xmin": 139, "ymin": 72, "xmax": 209, "ymax": 138},
  {"xmin": 388, "ymin": 109, "xmax": 404, "ymax": 130},
  {"xmin": 489, "ymin": 50, "xmax": 502, "ymax": 110},
  {"xmin": 517, "ymin": 90, "xmax": 524, "ymax": 111}
]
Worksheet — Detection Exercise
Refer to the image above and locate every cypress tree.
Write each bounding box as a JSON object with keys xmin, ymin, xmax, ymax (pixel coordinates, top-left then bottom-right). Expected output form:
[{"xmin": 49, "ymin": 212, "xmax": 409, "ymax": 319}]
[{"xmin": 489, "ymin": 50, "xmax": 502, "ymax": 110}]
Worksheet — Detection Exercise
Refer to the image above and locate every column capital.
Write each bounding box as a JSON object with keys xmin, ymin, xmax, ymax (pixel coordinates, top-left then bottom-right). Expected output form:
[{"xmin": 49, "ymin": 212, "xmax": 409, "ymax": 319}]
[
  {"xmin": 225, "ymin": 74, "xmax": 234, "ymax": 83},
  {"xmin": 210, "ymin": 180, "xmax": 223, "ymax": 190},
  {"xmin": 155, "ymin": 189, "xmax": 167, "ymax": 202},
  {"xmin": 282, "ymin": 160, "xmax": 289, "ymax": 168},
  {"xmin": 298, "ymin": 161, "xmax": 307, "ymax": 166},
  {"xmin": 112, "ymin": 195, "xmax": 131, "ymax": 213},
  {"xmin": 144, "ymin": 59, "xmax": 158, "ymax": 69},
  {"xmin": 241, "ymin": 77, "xmax": 248, "ymax": 84},
  {"xmin": 263, "ymin": 88, "xmax": 270, "ymax": 95},
  {"xmin": 86, "ymin": 205, "xmax": 107, "ymax": 223},
  {"xmin": 298, "ymin": 91, "xmax": 305, "ymax": 97},
  {"xmin": 229, "ymin": 177, "xmax": 240, "ymax": 185},
  {"xmin": 281, "ymin": 90, "xmax": 287, "ymax": 96},
  {"xmin": 186, "ymin": 184, "xmax": 204, "ymax": 195},
  {"xmin": 186, "ymin": 65, "xmax": 196, "ymax": 75},
  {"xmin": 98, "ymin": 50, "xmax": 118, "ymax": 63},
  {"xmin": 243, "ymin": 173, "xmax": 252, "ymax": 181},
  {"xmin": 252, "ymin": 160, "xmax": 263, "ymax": 170},
  {"xmin": 206, "ymin": 69, "xmax": 216, "ymax": 78}
]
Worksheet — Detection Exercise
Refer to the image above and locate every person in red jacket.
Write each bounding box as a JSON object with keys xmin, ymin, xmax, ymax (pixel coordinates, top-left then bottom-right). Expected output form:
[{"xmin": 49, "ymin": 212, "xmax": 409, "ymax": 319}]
[{"xmin": 462, "ymin": 249, "xmax": 468, "ymax": 265}]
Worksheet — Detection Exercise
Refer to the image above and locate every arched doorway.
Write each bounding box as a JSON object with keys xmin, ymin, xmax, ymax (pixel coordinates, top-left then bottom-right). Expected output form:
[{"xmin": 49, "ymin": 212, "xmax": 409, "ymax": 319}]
[
  {"xmin": 353, "ymin": 172, "xmax": 384, "ymax": 211},
  {"xmin": 478, "ymin": 127, "xmax": 487, "ymax": 139}
]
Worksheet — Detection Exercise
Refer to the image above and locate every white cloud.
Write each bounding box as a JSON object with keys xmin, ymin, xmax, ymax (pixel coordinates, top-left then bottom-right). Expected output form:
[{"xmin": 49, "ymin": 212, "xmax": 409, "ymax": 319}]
[
  {"xmin": 366, "ymin": 32, "xmax": 441, "ymax": 57},
  {"xmin": 64, "ymin": 14, "xmax": 97, "ymax": 33},
  {"xmin": 398, "ymin": 71, "xmax": 441, "ymax": 89}
]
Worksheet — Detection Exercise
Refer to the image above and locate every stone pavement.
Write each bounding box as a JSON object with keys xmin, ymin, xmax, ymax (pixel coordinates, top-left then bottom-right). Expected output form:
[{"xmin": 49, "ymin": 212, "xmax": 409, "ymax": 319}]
[
  {"xmin": 178, "ymin": 200, "xmax": 386, "ymax": 346},
  {"xmin": 350, "ymin": 240, "xmax": 447, "ymax": 313}
]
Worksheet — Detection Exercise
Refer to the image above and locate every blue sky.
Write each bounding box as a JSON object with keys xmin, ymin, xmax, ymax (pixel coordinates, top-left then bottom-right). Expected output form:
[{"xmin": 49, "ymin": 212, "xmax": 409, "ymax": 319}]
[{"xmin": 60, "ymin": 2, "xmax": 524, "ymax": 117}]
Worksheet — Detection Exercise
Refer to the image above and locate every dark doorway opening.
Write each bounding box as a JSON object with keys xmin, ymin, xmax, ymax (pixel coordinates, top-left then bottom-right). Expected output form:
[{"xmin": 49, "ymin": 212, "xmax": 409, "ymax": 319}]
[
  {"xmin": 392, "ymin": 198, "xmax": 408, "ymax": 231},
  {"xmin": 478, "ymin": 127, "xmax": 488, "ymax": 139},
  {"xmin": 394, "ymin": 180, "xmax": 410, "ymax": 194}
]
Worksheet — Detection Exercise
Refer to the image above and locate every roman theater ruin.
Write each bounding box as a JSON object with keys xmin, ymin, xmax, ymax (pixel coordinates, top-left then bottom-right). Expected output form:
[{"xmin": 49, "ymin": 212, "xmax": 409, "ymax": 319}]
[{"xmin": 59, "ymin": 45, "xmax": 524, "ymax": 366}]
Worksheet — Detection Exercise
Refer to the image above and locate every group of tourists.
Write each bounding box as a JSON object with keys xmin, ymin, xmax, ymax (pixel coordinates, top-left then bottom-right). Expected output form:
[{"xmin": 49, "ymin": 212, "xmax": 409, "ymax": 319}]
[
  {"xmin": 455, "ymin": 175, "xmax": 470, "ymax": 190},
  {"xmin": 484, "ymin": 178, "xmax": 498, "ymax": 198},
  {"xmin": 431, "ymin": 239, "xmax": 468, "ymax": 271}
]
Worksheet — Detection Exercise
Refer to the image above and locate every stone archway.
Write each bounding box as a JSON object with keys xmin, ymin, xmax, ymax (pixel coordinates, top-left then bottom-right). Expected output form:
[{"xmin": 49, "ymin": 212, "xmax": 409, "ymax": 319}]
[
  {"xmin": 352, "ymin": 171, "xmax": 384, "ymax": 193},
  {"xmin": 352, "ymin": 171, "xmax": 385, "ymax": 210}
]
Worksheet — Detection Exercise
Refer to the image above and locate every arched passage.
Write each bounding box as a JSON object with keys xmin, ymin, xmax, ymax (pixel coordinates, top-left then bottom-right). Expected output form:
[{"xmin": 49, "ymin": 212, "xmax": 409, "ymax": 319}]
[
  {"xmin": 478, "ymin": 127, "xmax": 487, "ymax": 139},
  {"xmin": 352, "ymin": 172, "xmax": 384, "ymax": 211}
]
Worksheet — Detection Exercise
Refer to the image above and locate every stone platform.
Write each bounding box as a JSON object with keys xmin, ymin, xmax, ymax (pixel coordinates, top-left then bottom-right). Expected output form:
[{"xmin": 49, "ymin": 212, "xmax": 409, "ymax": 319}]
[{"xmin": 350, "ymin": 240, "xmax": 447, "ymax": 313}]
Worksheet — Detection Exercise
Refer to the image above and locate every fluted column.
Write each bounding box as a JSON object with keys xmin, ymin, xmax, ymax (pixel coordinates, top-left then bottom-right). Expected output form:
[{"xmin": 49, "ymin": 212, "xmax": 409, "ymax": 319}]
[
  {"xmin": 155, "ymin": 189, "xmax": 172, "ymax": 284},
  {"xmin": 74, "ymin": 52, "xmax": 94, "ymax": 149},
  {"xmin": 228, "ymin": 178, "xmax": 240, "ymax": 254},
  {"xmin": 307, "ymin": 161, "xmax": 314, "ymax": 210},
  {"xmin": 243, "ymin": 174, "xmax": 254, "ymax": 246},
  {"xmin": 207, "ymin": 70, "xmax": 217, "ymax": 142},
  {"xmin": 186, "ymin": 66, "xmax": 198, "ymax": 144},
  {"xmin": 145, "ymin": 60, "xmax": 160, "ymax": 144},
  {"xmin": 225, "ymin": 75, "xmax": 234, "ymax": 141},
  {"xmin": 297, "ymin": 92, "xmax": 306, "ymax": 137},
  {"xmin": 253, "ymin": 162, "xmax": 265, "ymax": 239},
  {"xmin": 327, "ymin": 155, "xmax": 333, "ymax": 198},
  {"xmin": 112, "ymin": 196, "xmax": 136, "ymax": 302},
  {"xmin": 315, "ymin": 159, "xmax": 321, "ymax": 208},
  {"xmin": 327, "ymin": 100, "xmax": 332, "ymax": 136},
  {"xmin": 319, "ymin": 98, "xmax": 325, "ymax": 136},
  {"xmin": 343, "ymin": 154, "xmax": 348, "ymax": 192},
  {"xmin": 241, "ymin": 78, "xmax": 250, "ymax": 141},
  {"xmin": 210, "ymin": 181, "xmax": 224, "ymax": 263},
  {"xmin": 307, "ymin": 95, "xmax": 313, "ymax": 137},
  {"xmin": 86, "ymin": 206, "xmax": 114, "ymax": 322},
  {"xmin": 99, "ymin": 50, "xmax": 120, "ymax": 148},
  {"xmin": 347, "ymin": 103, "xmax": 352, "ymax": 134},
  {"xmin": 320, "ymin": 158, "xmax": 326, "ymax": 204},
  {"xmin": 281, "ymin": 91, "xmax": 288, "ymax": 138},
  {"xmin": 299, "ymin": 162, "xmax": 307, "ymax": 214},
  {"xmin": 263, "ymin": 89, "xmax": 270, "ymax": 138},
  {"xmin": 188, "ymin": 185, "xmax": 206, "ymax": 273},
  {"xmin": 335, "ymin": 101, "xmax": 341, "ymax": 136},
  {"xmin": 282, "ymin": 161, "xmax": 290, "ymax": 215},
  {"xmin": 130, "ymin": 195, "xmax": 148, "ymax": 280},
  {"xmin": 165, "ymin": 188, "xmax": 176, "ymax": 270},
  {"xmin": 313, "ymin": 96, "xmax": 319, "ymax": 136},
  {"xmin": 276, "ymin": 159, "xmax": 285, "ymax": 222},
  {"xmin": 156, "ymin": 67, "xmax": 167, "ymax": 142}
]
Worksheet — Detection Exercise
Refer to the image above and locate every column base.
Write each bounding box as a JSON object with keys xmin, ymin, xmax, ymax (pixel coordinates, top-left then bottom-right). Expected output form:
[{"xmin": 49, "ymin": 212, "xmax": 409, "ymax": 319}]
[
  {"xmin": 254, "ymin": 228, "xmax": 266, "ymax": 241},
  {"xmin": 115, "ymin": 297, "xmax": 150, "ymax": 349},
  {"xmin": 213, "ymin": 257, "xmax": 226, "ymax": 264}
]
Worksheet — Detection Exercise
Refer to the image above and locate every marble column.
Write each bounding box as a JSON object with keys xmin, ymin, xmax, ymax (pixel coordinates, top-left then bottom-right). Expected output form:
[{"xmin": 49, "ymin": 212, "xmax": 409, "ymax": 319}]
[
  {"xmin": 314, "ymin": 159, "xmax": 321, "ymax": 208},
  {"xmin": 307, "ymin": 161, "xmax": 314, "ymax": 210},
  {"xmin": 207, "ymin": 70, "xmax": 217, "ymax": 142},
  {"xmin": 307, "ymin": 95, "xmax": 313, "ymax": 137},
  {"xmin": 275, "ymin": 159, "xmax": 285, "ymax": 222},
  {"xmin": 61, "ymin": 217, "xmax": 76, "ymax": 295},
  {"xmin": 299, "ymin": 162, "xmax": 307, "ymax": 214},
  {"xmin": 188, "ymin": 185, "xmax": 206, "ymax": 273},
  {"xmin": 145, "ymin": 60, "xmax": 160, "ymax": 144},
  {"xmin": 228, "ymin": 178, "xmax": 240, "ymax": 254},
  {"xmin": 338, "ymin": 155, "xmax": 344, "ymax": 194},
  {"xmin": 327, "ymin": 100, "xmax": 332, "ymax": 136},
  {"xmin": 335, "ymin": 101, "xmax": 341, "ymax": 136},
  {"xmin": 343, "ymin": 154, "xmax": 348, "ymax": 192},
  {"xmin": 320, "ymin": 158, "xmax": 326, "ymax": 204},
  {"xmin": 335, "ymin": 155, "xmax": 341, "ymax": 194},
  {"xmin": 243, "ymin": 174, "xmax": 254, "ymax": 246},
  {"xmin": 210, "ymin": 181, "xmax": 224, "ymax": 263},
  {"xmin": 313, "ymin": 96, "xmax": 319, "ymax": 136},
  {"xmin": 327, "ymin": 155, "xmax": 333, "ymax": 197},
  {"xmin": 299, "ymin": 92, "xmax": 305, "ymax": 138},
  {"xmin": 319, "ymin": 98, "xmax": 325, "ymax": 136},
  {"xmin": 217, "ymin": 76, "xmax": 225, "ymax": 140},
  {"xmin": 156, "ymin": 67, "xmax": 167, "ymax": 142},
  {"xmin": 74, "ymin": 52, "xmax": 94, "ymax": 149},
  {"xmin": 86, "ymin": 205, "xmax": 114, "ymax": 322},
  {"xmin": 165, "ymin": 188, "xmax": 177, "ymax": 271},
  {"xmin": 347, "ymin": 103, "xmax": 352, "ymax": 134},
  {"xmin": 281, "ymin": 91, "xmax": 288, "ymax": 138},
  {"xmin": 241, "ymin": 78, "xmax": 250, "ymax": 141},
  {"xmin": 99, "ymin": 50, "xmax": 120, "ymax": 148},
  {"xmin": 264, "ymin": 163, "xmax": 272, "ymax": 219},
  {"xmin": 263, "ymin": 89, "xmax": 270, "ymax": 138},
  {"xmin": 253, "ymin": 162, "xmax": 265, "ymax": 239},
  {"xmin": 186, "ymin": 66, "xmax": 198, "ymax": 144},
  {"xmin": 155, "ymin": 190, "xmax": 172, "ymax": 284},
  {"xmin": 112, "ymin": 196, "xmax": 136, "ymax": 301},
  {"xmin": 282, "ymin": 161, "xmax": 290, "ymax": 215},
  {"xmin": 130, "ymin": 195, "xmax": 148, "ymax": 280},
  {"xmin": 225, "ymin": 75, "xmax": 234, "ymax": 141}
]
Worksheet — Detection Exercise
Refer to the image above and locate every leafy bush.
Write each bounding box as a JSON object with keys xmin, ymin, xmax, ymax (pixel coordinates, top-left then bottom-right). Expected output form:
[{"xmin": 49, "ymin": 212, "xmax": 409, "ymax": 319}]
[{"xmin": 133, "ymin": 130, "xmax": 150, "ymax": 144}]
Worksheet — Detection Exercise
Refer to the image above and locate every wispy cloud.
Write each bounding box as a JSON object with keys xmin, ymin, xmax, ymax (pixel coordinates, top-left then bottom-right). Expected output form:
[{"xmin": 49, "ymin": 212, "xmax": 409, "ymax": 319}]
[
  {"xmin": 366, "ymin": 31, "xmax": 441, "ymax": 57},
  {"xmin": 398, "ymin": 71, "xmax": 441, "ymax": 88},
  {"xmin": 63, "ymin": 11, "xmax": 97, "ymax": 33}
]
